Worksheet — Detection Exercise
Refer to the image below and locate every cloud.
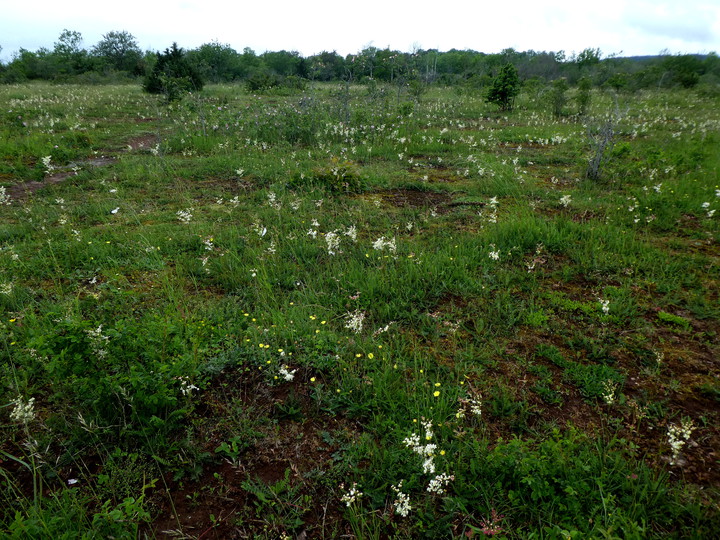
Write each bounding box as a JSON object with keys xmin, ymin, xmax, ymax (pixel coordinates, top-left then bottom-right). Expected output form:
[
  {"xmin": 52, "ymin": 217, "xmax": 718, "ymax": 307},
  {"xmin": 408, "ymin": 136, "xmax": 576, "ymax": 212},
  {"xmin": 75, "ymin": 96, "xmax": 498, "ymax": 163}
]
[{"xmin": 625, "ymin": 1, "xmax": 718, "ymax": 45}]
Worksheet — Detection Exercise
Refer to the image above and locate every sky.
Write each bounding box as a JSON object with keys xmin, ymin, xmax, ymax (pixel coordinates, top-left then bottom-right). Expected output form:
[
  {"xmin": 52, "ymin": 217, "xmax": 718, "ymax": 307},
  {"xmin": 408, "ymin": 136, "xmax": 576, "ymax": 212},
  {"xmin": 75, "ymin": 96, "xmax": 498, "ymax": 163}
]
[{"xmin": 1, "ymin": 0, "xmax": 719, "ymax": 62}]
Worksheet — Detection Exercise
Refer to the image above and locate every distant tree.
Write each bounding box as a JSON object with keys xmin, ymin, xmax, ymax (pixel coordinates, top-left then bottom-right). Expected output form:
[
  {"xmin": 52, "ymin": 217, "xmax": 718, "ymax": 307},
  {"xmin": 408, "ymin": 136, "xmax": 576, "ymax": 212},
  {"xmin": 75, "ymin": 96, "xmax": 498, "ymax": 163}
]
[
  {"xmin": 575, "ymin": 48, "xmax": 601, "ymax": 70},
  {"xmin": 92, "ymin": 31, "xmax": 142, "ymax": 73},
  {"xmin": 486, "ymin": 63, "xmax": 520, "ymax": 111},
  {"xmin": 307, "ymin": 51, "xmax": 345, "ymax": 81},
  {"xmin": 260, "ymin": 50, "xmax": 305, "ymax": 77},
  {"xmin": 605, "ymin": 72, "xmax": 628, "ymax": 92},
  {"xmin": 549, "ymin": 77, "xmax": 569, "ymax": 117},
  {"xmin": 576, "ymin": 76, "xmax": 592, "ymax": 115},
  {"xmin": 661, "ymin": 54, "xmax": 704, "ymax": 88},
  {"xmin": 53, "ymin": 29, "xmax": 89, "ymax": 75},
  {"xmin": 143, "ymin": 43, "xmax": 204, "ymax": 101},
  {"xmin": 188, "ymin": 41, "xmax": 241, "ymax": 82}
]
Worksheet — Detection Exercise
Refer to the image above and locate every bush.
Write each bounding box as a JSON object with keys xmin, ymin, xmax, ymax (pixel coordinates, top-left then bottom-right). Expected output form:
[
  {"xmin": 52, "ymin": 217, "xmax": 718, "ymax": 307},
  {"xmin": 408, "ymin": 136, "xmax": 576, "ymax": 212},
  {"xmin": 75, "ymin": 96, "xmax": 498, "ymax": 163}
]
[
  {"xmin": 486, "ymin": 64, "xmax": 520, "ymax": 111},
  {"xmin": 143, "ymin": 43, "xmax": 204, "ymax": 101}
]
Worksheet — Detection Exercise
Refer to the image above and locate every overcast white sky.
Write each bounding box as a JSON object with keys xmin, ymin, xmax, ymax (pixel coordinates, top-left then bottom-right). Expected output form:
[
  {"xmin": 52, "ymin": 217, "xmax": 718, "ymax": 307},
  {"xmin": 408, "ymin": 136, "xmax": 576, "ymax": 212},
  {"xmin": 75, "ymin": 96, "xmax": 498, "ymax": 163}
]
[{"xmin": 2, "ymin": 0, "xmax": 719, "ymax": 61}]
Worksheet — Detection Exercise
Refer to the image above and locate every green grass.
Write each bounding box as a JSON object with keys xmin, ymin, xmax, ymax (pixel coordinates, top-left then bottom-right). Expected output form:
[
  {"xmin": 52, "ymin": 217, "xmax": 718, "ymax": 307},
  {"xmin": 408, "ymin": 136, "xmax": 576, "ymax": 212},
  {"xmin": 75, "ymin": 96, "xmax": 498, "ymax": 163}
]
[{"xmin": 1, "ymin": 81, "xmax": 719, "ymax": 538}]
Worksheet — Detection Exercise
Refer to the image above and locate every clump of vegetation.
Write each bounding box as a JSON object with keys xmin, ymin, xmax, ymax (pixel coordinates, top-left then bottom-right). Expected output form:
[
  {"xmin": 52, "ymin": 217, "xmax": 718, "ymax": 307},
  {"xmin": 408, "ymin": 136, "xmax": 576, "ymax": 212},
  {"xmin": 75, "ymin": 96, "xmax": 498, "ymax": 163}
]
[
  {"xmin": 549, "ymin": 77, "xmax": 569, "ymax": 117},
  {"xmin": 143, "ymin": 42, "xmax": 204, "ymax": 101},
  {"xmin": 576, "ymin": 76, "xmax": 592, "ymax": 115},
  {"xmin": 486, "ymin": 63, "xmax": 520, "ymax": 111}
]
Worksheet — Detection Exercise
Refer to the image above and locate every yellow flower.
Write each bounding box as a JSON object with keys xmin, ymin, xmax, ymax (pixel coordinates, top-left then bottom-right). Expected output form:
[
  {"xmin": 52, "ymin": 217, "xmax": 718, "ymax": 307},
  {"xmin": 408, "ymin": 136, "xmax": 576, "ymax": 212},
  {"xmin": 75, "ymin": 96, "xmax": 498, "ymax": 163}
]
[
  {"xmin": 368, "ymin": 353, "xmax": 374, "ymax": 359},
  {"xmin": 310, "ymin": 377, "xmax": 316, "ymax": 382},
  {"xmin": 433, "ymin": 391, "xmax": 440, "ymax": 397},
  {"xmin": 434, "ymin": 382, "xmax": 441, "ymax": 387},
  {"xmin": 440, "ymin": 450, "xmax": 446, "ymax": 456}
]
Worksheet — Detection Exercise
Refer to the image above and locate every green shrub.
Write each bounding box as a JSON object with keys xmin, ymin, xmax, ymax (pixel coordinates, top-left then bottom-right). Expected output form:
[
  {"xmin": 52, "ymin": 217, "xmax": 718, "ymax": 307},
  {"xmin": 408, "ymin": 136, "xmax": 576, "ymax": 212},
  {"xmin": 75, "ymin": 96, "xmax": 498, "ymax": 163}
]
[
  {"xmin": 143, "ymin": 43, "xmax": 204, "ymax": 101},
  {"xmin": 486, "ymin": 64, "xmax": 520, "ymax": 111}
]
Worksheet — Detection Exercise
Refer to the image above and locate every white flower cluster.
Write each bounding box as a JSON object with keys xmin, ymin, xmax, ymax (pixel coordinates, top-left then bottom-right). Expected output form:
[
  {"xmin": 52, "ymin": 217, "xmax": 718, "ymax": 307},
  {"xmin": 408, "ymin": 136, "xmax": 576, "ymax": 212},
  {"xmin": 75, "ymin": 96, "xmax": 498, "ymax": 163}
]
[
  {"xmin": 478, "ymin": 196, "xmax": 498, "ymax": 225},
  {"xmin": 701, "ymin": 202, "xmax": 715, "ymax": 218},
  {"xmin": 279, "ymin": 364, "xmax": 296, "ymax": 382},
  {"xmin": 0, "ymin": 186, "xmax": 11, "ymax": 205},
  {"xmin": 177, "ymin": 376, "xmax": 199, "ymax": 396},
  {"xmin": 344, "ymin": 309, "xmax": 366, "ymax": 334},
  {"xmin": 601, "ymin": 380, "xmax": 619, "ymax": 405},
  {"xmin": 176, "ymin": 208, "xmax": 193, "ymax": 224},
  {"xmin": 598, "ymin": 298, "xmax": 610, "ymax": 315},
  {"xmin": 372, "ymin": 236, "xmax": 396, "ymax": 254},
  {"xmin": 403, "ymin": 419, "xmax": 438, "ymax": 474},
  {"xmin": 41, "ymin": 155, "xmax": 54, "ymax": 175},
  {"xmin": 0, "ymin": 282, "xmax": 13, "ymax": 295},
  {"xmin": 340, "ymin": 482, "xmax": 363, "ymax": 506},
  {"xmin": 266, "ymin": 191, "xmax": 282, "ymax": 210},
  {"xmin": 10, "ymin": 396, "xmax": 35, "ymax": 424},
  {"xmin": 325, "ymin": 231, "xmax": 341, "ymax": 255},
  {"xmin": 456, "ymin": 394, "xmax": 483, "ymax": 419},
  {"xmin": 344, "ymin": 225, "xmax": 357, "ymax": 242},
  {"xmin": 86, "ymin": 324, "xmax": 109, "ymax": 358},
  {"xmin": 391, "ymin": 481, "xmax": 412, "ymax": 517},
  {"xmin": 559, "ymin": 194, "xmax": 572, "ymax": 208},
  {"xmin": 667, "ymin": 418, "xmax": 695, "ymax": 465},
  {"xmin": 426, "ymin": 473, "xmax": 454, "ymax": 495}
]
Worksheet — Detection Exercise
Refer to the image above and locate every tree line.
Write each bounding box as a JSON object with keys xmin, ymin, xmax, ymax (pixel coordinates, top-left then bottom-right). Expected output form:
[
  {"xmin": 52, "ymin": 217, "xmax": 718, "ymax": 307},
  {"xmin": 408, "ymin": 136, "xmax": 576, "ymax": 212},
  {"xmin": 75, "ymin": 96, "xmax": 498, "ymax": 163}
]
[{"xmin": 1, "ymin": 29, "xmax": 719, "ymax": 94}]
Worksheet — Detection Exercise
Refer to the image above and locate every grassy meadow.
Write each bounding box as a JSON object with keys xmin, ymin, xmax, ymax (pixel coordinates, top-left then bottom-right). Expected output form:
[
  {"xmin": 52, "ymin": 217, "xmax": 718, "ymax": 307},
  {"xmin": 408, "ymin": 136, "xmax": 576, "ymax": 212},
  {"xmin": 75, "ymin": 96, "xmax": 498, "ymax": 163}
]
[{"xmin": 1, "ymin": 81, "xmax": 719, "ymax": 538}]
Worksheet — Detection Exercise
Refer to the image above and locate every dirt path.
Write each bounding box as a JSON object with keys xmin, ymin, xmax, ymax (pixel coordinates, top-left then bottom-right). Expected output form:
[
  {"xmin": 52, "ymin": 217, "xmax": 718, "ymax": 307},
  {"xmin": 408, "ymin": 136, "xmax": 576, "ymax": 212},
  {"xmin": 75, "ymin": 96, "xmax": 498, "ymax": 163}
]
[{"xmin": 6, "ymin": 133, "xmax": 159, "ymax": 202}]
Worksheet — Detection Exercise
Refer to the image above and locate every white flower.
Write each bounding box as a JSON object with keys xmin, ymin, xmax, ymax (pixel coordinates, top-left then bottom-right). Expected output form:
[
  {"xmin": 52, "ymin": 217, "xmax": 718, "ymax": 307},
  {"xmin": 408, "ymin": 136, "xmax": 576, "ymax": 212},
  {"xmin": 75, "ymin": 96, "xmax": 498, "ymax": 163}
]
[
  {"xmin": 344, "ymin": 310, "xmax": 366, "ymax": 334},
  {"xmin": 325, "ymin": 231, "xmax": 341, "ymax": 255},
  {"xmin": 372, "ymin": 236, "xmax": 396, "ymax": 254},
  {"xmin": 176, "ymin": 208, "xmax": 193, "ymax": 224},
  {"xmin": 11, "ymin": 397, "xmax": 35, "ymax": 424},
  {"xmin": 340, "ymin": 483, "xmax": 363, "ymax": 506},
  {"xmin": 178, "ymin": 377, "xmax": 199, "ymax": 396},
  {"xmin": 427, "ymin": 473, "xmax": 454, "ymax": 494},
  {"xmin": 0, "ymin": 282, "xmax": 13, "ymax": 295},
  {"xmin": 560, "ymin": 194, "xmax": 572, "ymax": 207},
  {"xmin": 422, "ymin": 456, "xmax": 436, "ymax": 475},
  {"xmin": 41, "ymin": 155, "xmax": 54, "ymax": 174},
  {"xmin": 601, "ymin": 380, "xmax": 618, "ymax": 405},
  {"xmin": 667, "ymin": 418, "xmax": 695, "ymax": 465},
  {"xmin": 391, "ymin": 482, "xmax": 412, "ymax": 517},
  {"xmin": 0, "ymin": 186, "xmax": 11, "ymax": 205},
  {"xmin": 279, "ymin": 365, "xmax": 296, "ymax": 382},
  {"xmin": 344, "ymin": 225, "xmax": 357, "ymax": 242},
  {"xmin": 598, "ymin": 298, "xmax": 610, "ymax": 315}
]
